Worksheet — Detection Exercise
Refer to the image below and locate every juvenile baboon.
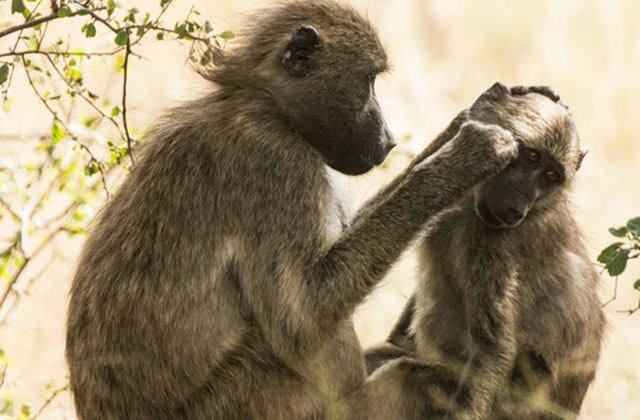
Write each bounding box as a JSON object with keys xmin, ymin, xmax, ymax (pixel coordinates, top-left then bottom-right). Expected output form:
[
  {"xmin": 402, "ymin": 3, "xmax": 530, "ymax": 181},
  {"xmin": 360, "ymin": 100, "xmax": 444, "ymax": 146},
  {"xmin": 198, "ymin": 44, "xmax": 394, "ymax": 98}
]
[
  {"xmin": 65, "ymin": 2, "xmax": 519, "ymax": 419},
  {"xmin": 360, "ymin": 83, "xmax": 604, "ymax": 419}
]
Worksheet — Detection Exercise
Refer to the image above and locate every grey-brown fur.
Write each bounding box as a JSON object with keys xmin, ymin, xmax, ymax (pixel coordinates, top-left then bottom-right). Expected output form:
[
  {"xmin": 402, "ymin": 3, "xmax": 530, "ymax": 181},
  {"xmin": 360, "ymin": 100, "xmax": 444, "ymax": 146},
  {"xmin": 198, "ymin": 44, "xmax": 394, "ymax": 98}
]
[
  {"xmin": 65, "ymin": 2, "xmax": 519, "ymax": 419},
  {"xmin": 360, "ymin": 83, "xmax": 604, "ymax": 419}
]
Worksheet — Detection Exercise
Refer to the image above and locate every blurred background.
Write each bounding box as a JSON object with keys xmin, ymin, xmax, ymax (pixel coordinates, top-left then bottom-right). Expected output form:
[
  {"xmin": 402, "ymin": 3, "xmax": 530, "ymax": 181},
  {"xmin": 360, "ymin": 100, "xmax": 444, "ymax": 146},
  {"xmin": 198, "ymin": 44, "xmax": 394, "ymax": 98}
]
[{"xmin": 1, "ymin": 0, "xmax": 639, "ymax": 418}]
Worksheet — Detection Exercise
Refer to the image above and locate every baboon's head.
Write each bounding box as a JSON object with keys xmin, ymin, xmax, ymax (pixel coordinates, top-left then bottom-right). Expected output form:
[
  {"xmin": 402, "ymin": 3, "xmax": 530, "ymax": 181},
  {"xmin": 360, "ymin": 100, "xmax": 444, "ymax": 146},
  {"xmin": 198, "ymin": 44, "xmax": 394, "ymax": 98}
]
[
  {"xmin": 467, "ymin": 83, "xmax": 586, "ymax": 229},
  {"xmin": 205, "ymin": 0, "xmax": 395, "ymax": 176}
]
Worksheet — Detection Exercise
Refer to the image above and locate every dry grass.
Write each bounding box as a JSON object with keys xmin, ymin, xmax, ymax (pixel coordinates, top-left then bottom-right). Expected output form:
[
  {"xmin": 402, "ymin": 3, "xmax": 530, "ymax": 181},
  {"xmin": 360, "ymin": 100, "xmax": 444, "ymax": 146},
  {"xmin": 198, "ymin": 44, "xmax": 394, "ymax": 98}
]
[{"xmin": 1, "ymin": 0, "xmax": 638, "ymax": 418}]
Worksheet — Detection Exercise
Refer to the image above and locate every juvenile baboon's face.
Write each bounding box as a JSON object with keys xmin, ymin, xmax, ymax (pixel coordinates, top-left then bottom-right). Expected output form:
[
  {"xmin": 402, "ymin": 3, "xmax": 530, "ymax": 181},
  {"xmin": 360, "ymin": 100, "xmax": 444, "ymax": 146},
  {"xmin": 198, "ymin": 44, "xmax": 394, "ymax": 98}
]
[
  {"xmin": 473, "ymin": 143, "xmax": 566, "ymax": 228},
  {"xmin": 275, "ymin": 22, "xmax": 395, "ymax": 176},
  {"xmin": 468, "ymin": 83, "xmax": 585, "ymax": 229}
]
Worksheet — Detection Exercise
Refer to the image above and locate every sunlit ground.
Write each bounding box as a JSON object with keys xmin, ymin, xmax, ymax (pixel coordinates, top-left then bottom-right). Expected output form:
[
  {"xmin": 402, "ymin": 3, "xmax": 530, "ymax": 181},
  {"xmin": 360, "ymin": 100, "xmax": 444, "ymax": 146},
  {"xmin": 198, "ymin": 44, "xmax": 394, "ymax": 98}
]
[{"xmin": 1, "ymin": 0, "xmax": 639, "ymax": 418}]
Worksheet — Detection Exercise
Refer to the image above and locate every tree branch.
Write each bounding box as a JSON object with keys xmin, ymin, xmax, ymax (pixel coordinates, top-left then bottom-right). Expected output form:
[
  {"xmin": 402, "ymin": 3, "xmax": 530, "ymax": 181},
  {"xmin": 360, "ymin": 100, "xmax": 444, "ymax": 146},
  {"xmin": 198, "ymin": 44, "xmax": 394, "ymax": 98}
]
[
  {"xmin": 30, "ymin": 383, "xmax": 70, "ymax": 419},
  {"xmin": 121, "ymin": 36, "xmax": 135, "ymax": 164},
  {"xmin": 0, "ymin": 12, "xmax": 60, "ymax": 39}
]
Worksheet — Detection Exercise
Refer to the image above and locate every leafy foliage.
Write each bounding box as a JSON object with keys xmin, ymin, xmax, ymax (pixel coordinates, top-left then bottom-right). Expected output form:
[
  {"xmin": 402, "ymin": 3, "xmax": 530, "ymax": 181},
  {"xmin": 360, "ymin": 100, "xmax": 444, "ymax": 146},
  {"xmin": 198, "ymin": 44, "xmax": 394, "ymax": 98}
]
[
  {"xmin": 599, "ymin": 217, "xmax": 640, "ymax": 314},
  {"xmin": 0, "ymin": 0, "xmax": 232, "ymax": 417}
]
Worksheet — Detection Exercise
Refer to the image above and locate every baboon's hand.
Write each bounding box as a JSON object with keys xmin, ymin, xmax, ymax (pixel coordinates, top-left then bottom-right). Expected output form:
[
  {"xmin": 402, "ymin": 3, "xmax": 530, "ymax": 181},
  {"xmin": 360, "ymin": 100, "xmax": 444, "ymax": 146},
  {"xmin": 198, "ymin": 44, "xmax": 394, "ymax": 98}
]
[
  {"xmin": 455, "ymin": 120, "xmax": 518, "ymax": 174},
  {"xmin": 510, "ymin": 85, "xmax": 570, "ymax": 111},
  {"xmin": 510, "ymin": 85, "xmax": 560, "ymax": 102}
]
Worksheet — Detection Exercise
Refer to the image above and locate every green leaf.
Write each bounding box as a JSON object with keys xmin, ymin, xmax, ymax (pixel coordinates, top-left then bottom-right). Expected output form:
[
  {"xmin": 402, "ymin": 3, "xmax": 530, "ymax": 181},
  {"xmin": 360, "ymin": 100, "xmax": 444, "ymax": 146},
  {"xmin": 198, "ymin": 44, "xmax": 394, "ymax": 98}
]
[
  {"xmin": 107, "ymin": 0, "xmax": 116, "ymax": 16},
  {"xmin": 608, "ymin": 226, "xmax": 628, "ymax": 238},
  {"xmin": 627, "ymin": 217, "xmax": 640, "ymax": 238},
  {"xmin": 0, "ymin": 349, "xmax": 10, "ymax": 366},
  {"xmin": 0, "ymin": 63, "xmax": 9, "ymax": 85},
  {"xmin": 11, "ymin": 0, "xmax": 25, "ymax": 15},
  {"xmin": 597, "ymin": 242, "xmax": 623, "ymax": 264},
  {"xmin": 65, "ymin": 66, "xmax": 83, "ymax": 83},
  {"xmin": 110, "ymin": 145, "xmax": 127, "ymax": 165},
  {"xmin": 607, "ymin": 248, "xmax": 630, "ymax": 277},
  {"xmin": 82, "ymin": 116, "xmax": 99, "ymax": 129},
  {"xmin": 175, "ymin": 23, "xmax": 188, "ymax": 38},
  {"xmin": 199, "ymin": 50, "xmax": 212, "ymax": 66},
  {"xmin": 18, "ymin": 404, "xmax": 31, "ymax": 418},
  {"xmin": 21, "ymin": 5, "xmax": 31, "ymax": 19},
  {"xmin": 111, "ymin": 106, "xmax": 121, "ymax": 117},
  {"xmin": 156, "ymin": 32, "xmax": 165, "ymax": 41},
  {"xmin": 57, "ymin": 5, "xmax": 71, "ymax": 17},
  {"xmin": 51, "ymin": 119, "xmax": 65, "ymax": 144},
  {"xmin": 218, "ymin": 30, "xmax": 234, "ymax": 40},
  {"xmin": 204, "ymin": 21, "xmax": 213, "ymax": 33},
  {"xmin": 83, "ymin": 23, "xmax": 96, "ymax": 38},
  {"xmin": 160, "ymin": 0, "xmax": 171, "ymax": 7},
  {"xmin": 115, "ymin": 29, "xmax": 129, "ymax": 46},
  {"xmin": 84, "ymin": 161, "xmax": 100, "ymax": 177},
  {"xmin": 598, "ymin": 240, "xmax": 631, "ymax": 276},
  {"xmin": 634, "ymin": 279, "xmax": 640, "ymax": 291}
]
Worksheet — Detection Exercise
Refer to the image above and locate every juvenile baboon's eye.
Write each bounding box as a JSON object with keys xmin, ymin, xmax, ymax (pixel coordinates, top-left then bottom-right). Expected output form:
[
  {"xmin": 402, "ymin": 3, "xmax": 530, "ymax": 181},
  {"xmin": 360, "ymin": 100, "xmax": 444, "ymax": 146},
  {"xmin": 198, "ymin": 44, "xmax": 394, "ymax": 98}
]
[
  {"xmin": 545, "ymin": 170, "xmax": 559, "ymax": 182},
  {"xmin": 527, "ymin": 149, "xmax": 541, "ymax": 164}
]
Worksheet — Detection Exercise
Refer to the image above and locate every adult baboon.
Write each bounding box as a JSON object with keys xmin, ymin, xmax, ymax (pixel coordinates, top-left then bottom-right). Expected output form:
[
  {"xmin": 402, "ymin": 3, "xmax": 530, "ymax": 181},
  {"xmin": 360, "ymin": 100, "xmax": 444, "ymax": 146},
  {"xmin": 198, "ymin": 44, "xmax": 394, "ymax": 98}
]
[
  {"xmin": 65, "ymin": 2, "xmax": 519, "ymax": 419},
  {"xmin": 360, "ymin": 83, "xmax": 604, "ymax": 419}
]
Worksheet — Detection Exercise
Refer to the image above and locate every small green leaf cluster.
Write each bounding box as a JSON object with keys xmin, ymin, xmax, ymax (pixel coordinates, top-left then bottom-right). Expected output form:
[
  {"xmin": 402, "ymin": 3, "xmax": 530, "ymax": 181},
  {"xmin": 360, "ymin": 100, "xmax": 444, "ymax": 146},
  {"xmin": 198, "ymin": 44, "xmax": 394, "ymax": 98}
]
[
  {"xmin": 598, "ymin": 217, "xmax": 640, "ymax": 312},
  {"xmin": 598, "ymin": 217, "xmax": 640, "ymax": 276}
]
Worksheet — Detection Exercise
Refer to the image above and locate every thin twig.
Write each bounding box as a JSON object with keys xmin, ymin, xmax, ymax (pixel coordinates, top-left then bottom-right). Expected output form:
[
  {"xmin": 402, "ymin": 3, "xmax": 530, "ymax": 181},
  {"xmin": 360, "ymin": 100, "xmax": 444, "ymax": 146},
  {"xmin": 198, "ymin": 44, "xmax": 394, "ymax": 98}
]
[
  {"xmin": 0, "ymin": 227, "xmax": 64, "ymax": 309},
  {"xmin": 0, "ymin": 244, "xmax": 16, "ymax": 260},
  {"xmin": 121, "ymin": 35, "xmax": 135, "ymax": 164},
  {"xmin": 0, "ymin": 196, "xmax": 21, "ymax": 220},
  {"xmin": 0, "ymin": 49, "xmax": 123, "ymax": 59},
  {"xmin": 0, "ymin": 5, "xmax": 107, "ymax": 38},
  {"xmin": 30, "ymin": 383, "xmax": 70, "ymax": 419},
  {"xmin": 20, "ymin": 55, "xmax": 110, "ymax": 195},
  {"xmin": 0, "ymin": 12, "xmax": 60, "ymax": 38},
  {"xmin": 616, "ymin": 305, "xmax": 640, "ymax": 316},
  {"xmin": 0, "ymin": 251, "xmax": 55, "ymax": 327},
  {"xmin": 42, "ymin": 53, "xmax": 126, "ymax": 140},
  {"xmin": 0, "ymin": 248, "xmax": 26, "ymax": 309},
  {"xmin": 601, "ymin": 275, "xmax": 619, "ymax": 308},
  {"xmin": 134, "ymin": 24, "xmax": 212, "ymax": 44},
  {"xmin": 0, "ymin": 364, "xmax": 7, "ymax": 390},
  {"xmin": 86, "ymin": 9, "xmax": 119, "ymax": 34}
]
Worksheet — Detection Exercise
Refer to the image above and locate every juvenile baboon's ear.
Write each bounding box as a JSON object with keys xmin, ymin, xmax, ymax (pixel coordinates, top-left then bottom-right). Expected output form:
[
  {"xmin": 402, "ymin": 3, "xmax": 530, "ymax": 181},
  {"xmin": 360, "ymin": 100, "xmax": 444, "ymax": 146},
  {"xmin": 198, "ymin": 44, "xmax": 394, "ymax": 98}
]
[
  {"xmin": 282, "ymin": 25, "xmax": 323, "ymax": 77},
  {"xmin": 576, "ymin": 148, "xmax": 588, "ymax": 171}
]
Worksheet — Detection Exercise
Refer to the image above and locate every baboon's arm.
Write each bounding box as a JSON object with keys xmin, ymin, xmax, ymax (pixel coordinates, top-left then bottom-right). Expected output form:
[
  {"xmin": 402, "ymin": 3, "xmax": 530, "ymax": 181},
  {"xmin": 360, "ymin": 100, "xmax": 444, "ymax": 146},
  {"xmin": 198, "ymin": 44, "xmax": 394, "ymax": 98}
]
[
  {"xmin": 409, "ymin": 109, "xmax": 470, "ymax": 169},
  {"xmin": 246, "ymin": 119, "xmax": 517, "ymax": 361}
]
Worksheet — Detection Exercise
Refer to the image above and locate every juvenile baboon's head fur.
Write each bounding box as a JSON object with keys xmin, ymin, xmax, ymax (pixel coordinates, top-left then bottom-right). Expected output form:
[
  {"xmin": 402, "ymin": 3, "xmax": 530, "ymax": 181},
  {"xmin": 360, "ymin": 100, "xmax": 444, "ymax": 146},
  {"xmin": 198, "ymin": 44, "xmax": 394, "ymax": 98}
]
[
  {"xmin": 470, "ymin": 82, "xmax": 585, "ymax": 177},
  {"xmin": 467, "ymin": 83, "xmax": 586, "ymax": 228}
]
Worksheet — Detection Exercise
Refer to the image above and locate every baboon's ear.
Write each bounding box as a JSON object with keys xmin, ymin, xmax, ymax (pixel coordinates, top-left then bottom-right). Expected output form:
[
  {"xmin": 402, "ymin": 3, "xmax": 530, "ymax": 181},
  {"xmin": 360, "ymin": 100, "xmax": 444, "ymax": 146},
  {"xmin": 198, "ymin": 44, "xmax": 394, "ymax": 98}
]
[
  {"xmin": 283, "ymin": 25, "xmax": 323, "ymax": 77},
  {"xmin": 576, "ymin": 148, "xmax": 588, "ymax": 171}
]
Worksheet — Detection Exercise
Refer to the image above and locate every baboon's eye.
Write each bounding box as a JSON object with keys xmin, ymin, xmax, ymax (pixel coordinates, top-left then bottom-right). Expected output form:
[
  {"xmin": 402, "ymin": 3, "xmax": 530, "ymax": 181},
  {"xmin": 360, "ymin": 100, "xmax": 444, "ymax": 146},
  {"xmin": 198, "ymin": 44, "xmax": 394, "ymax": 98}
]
[
  {"xmin": 545, "ymin": 170, "xmax": 560, "ymax": 182},
  {"xmin": 526, "ymin": 149, "xmax": 541, "ymax": 164}
]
